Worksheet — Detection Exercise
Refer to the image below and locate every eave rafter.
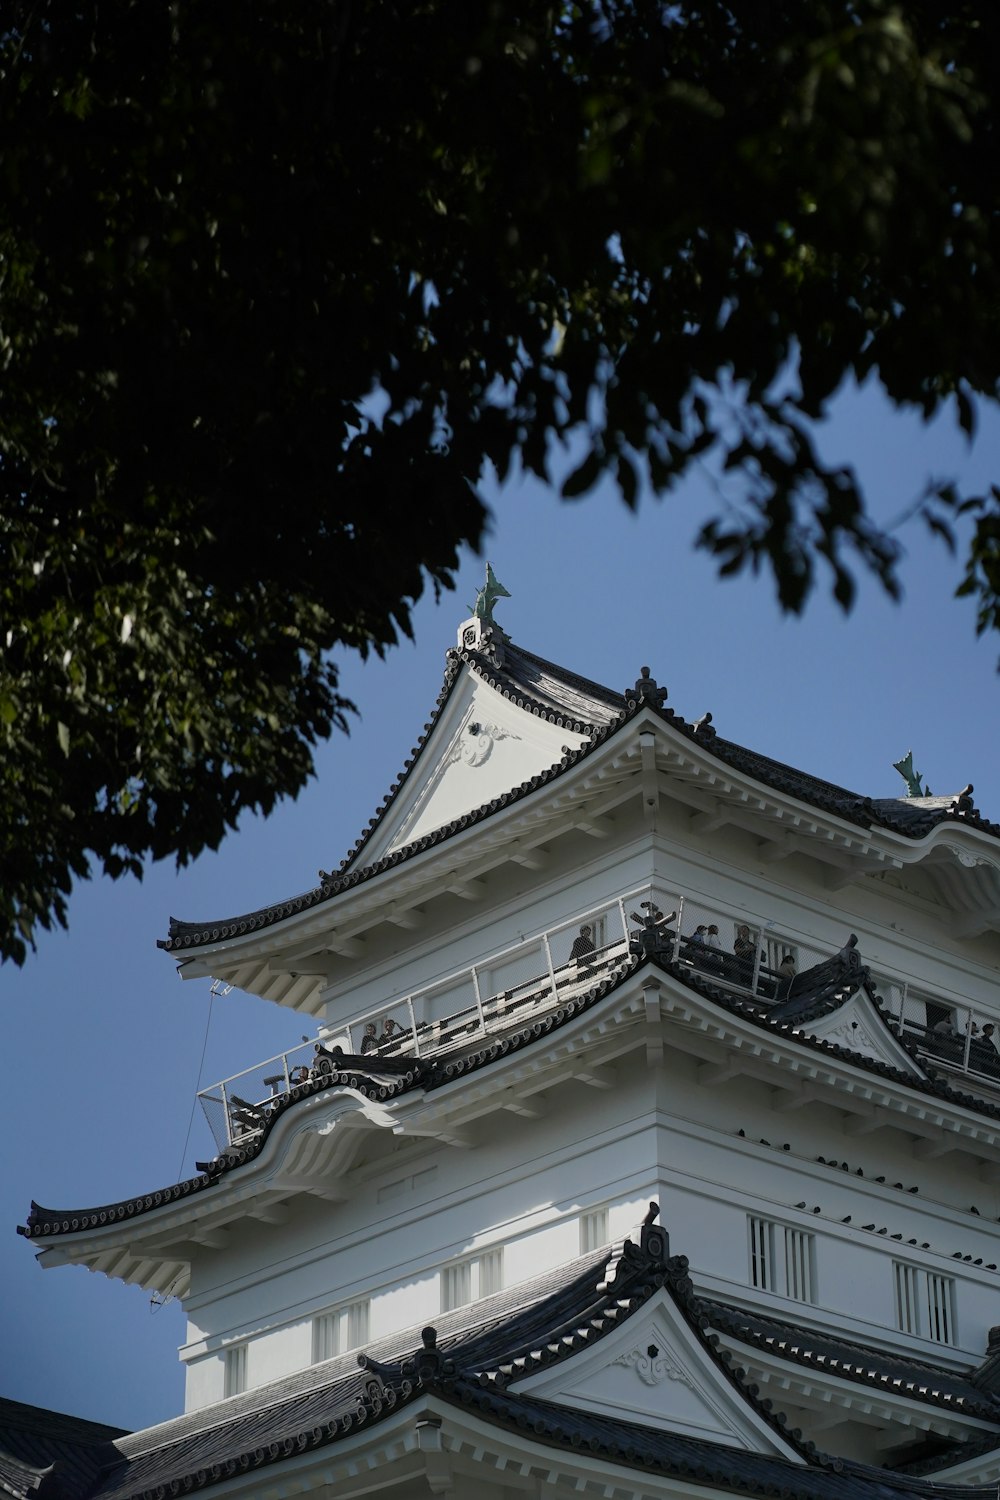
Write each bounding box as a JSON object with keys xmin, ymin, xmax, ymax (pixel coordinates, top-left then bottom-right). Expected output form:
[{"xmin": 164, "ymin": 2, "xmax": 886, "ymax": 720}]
[
  {"xmin": 734, "ymin": 1350, "xmax": 994, "ymax": 1444},
  {"xmin": 660, "ymin": 985, "xmax": 1000, "ymax": 1158},
  {"xmin": 180, "ymin": 754, "xmax": 646, "ymax": 1003}
]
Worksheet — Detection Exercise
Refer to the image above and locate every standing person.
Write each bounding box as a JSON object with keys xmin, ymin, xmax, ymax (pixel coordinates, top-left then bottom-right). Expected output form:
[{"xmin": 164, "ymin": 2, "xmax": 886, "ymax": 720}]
[
  {"xmin": 569, "ymin": 924, "xmax": 596, "ymax": 968},
  {"xmin": 360, "ymin": 1023, "xmax": 378, "ymax": 1054},
  {"xmin": 702, "ymin": 924, "xmax": 724, "ymax": 973},
  {"xmin": 733, "ymin": 924, "xmax": 756, "ymax": 987},
  {"xmin": 380, "ymin": 1018, "xmax": 401, "ymax": 1048},
  {"xmin": 776, "ymin": 953, "xmax": 796, "ymax": 998}
]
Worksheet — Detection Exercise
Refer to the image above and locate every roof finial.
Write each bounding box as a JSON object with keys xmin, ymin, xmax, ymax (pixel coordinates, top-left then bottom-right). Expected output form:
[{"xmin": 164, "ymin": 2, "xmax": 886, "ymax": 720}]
[
  {"xmin": 467, "ymin": 562, "xmax": 510, "ymax": 626},
  {"xmin": 625, "ymin": 666, "xmax": 667, "ymax": 709},
  {"xmin": 892, "ymin": 750, "xmax": 929, "ymax": 798}
]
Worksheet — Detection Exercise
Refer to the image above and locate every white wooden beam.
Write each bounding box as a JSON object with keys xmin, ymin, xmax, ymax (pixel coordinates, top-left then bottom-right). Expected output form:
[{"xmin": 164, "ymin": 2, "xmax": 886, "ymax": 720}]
[
  {"xmin": 328, "ymin": 935, "xmax": 367, "ymax": 958},
  {"xmin": 574, "ymin": 1064, "xmax": 617, "ymax": 1090},
  {"xmin": 190, "ymin": 1227, "xmax": 231, "ymax": 1250},
  {"xmin": 509, "ymin": 843, "xmax": 549, "ymax": 870},
  {"xmin": 448, "ymin": 878, "xmax": 487, "ymax": 902},
  {"xmin": 771, "ymin": 1087, "xmax": 812, "ymax": 1111},
  {"xmin": 689, "ymin": 807, "xmax": 730, "ymax": 836},
  {"xmin": 913, "ymin": 1136, "xmax": 955, "ymax": 1161},
  {"xmin": 248, "ymin": 1202, "xmax": 290, "ymax": 1226},
  {"xmin": 576, "ymin": 815, "xmax": 614, "ymax": 839},
  {"xmin": 643, "ymin": 979, "xmax": 663, "ymax": 1066},
  {"xmin": 387, "ymin": 905, "xmax": 425, "ymax": 930},
  {"xmin": 698, "ymin": 1060, "xmax": 739, "ymax": 1086},
  {"xmin": 272, "ymin": 1175, "xmax": 348, "ymax": 1201},
  {"xmin": 503, "ymin": 1097, "xmax": 547, "ymax": 1119},
  {"xmin": 953, "ymin": 908, "xmax": 1000, "ymax": 939}
]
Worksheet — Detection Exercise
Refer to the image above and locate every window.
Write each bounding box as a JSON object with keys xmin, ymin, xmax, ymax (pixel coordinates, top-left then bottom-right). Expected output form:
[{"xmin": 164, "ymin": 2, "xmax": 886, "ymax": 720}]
[
  {"xmin": 894, "ymin": 1262, "xmax": 955, "ymax": 1344},
  {"xmin": 580, "ymin": 1206, "xmax": 609, "ymax": 1255},
  {"xmin": 748, "ymin": 1216, "xmax": 815, "ymax": 1303},
  {"xmin": 312, "ymin": 1298, "xmax": 371, "ymax": 1363},
  {"xmin": 441, "ymin": 1248, "xmax": 504, "ymax": 1312},
  {"xmin": 223, "ymin": 1343, "xmax": 247, "ymax": 1398}
]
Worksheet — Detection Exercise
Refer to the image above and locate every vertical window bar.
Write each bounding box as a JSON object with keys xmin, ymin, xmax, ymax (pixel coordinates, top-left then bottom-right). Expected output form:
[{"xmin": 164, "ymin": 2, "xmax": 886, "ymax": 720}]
[
  {"xmin": 580, "ymin": 1207, "xmax": 610, "ymax": 1255},
  {"xmin": 224, "ymin": 1344, "xmax": 247, "ymax": 1398},
  {"xmin": 479, "ymin": 1248, "xmax": 503, "ymax": 1298}
]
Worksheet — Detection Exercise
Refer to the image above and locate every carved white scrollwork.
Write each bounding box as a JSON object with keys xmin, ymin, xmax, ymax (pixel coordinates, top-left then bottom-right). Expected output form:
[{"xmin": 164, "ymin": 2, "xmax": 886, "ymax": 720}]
[
  {"xmin": 447, "ymin": 719, "xmax": 519, "ymax": 769},
  {"xmin": 953, "ymin": 846, "xmax": 999, "ymax": 873},
  {"xmin": 827, "ymin": 1018, "xmax": 878, "ymax": 1053},
  {"xmin": 611, "ymin": 1345, "xmax": 691, "ymax": 1388}
]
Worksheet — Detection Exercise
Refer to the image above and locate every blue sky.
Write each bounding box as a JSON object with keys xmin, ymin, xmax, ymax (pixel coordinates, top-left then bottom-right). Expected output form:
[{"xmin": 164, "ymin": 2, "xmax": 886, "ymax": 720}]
[{"xmin": 2, "ymin": 384, "xmax": 998, "ymax": 1430}]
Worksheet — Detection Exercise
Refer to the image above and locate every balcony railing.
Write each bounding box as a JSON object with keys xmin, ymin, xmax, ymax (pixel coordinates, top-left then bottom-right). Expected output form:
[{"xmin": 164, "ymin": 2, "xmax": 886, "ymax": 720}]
[{"xmin": 196, "ymin": 887, "xmax": 1000, "ymax": 1155}]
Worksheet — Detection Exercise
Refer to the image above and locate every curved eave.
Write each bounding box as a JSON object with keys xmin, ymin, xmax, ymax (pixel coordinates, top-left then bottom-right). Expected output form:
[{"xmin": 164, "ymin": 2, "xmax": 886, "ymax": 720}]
[
  {"xmin": 163, "ymin": 692, "xmax": 1000, "ymax": 1008},
  {"xmin": 161, "ymin": 638, "xmax": 636, "ymax": 966},
  {"xmin": 24, "ymin": 950, "xmax": 1000, "ymax": 1301},
  {"xmin": 726, "ymin": 1347, "xmax": 1000, "ymax": 1442},
  {"xmin": 162, "ymin": 710, "xmax": 642, "ymax": 1001}
]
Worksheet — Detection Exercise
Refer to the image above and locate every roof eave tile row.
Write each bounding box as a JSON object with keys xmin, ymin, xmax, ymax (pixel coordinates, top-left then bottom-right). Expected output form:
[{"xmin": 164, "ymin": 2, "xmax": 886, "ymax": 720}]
[
  {"xmin": 83, "ymin": 1210, "xmax": 1000, "ymax": 1500},
  {"xmin": 161, "ymin": 637, "xmax": 997, "ymax": 955},
  {"xmin": 20, "ymin": 957, "xmax": 636, "ymax": 1237},
  {"xmin": 704, "ymin": 1302, "xmax": 1000, "ymax": 1419},
  {"xmin": 24, "ymin": 935, "xmax": 1000, "ymax": 1243},
  {"xmin": 161, "ymin": 646, "xmax": 636, "ymax": 952}
]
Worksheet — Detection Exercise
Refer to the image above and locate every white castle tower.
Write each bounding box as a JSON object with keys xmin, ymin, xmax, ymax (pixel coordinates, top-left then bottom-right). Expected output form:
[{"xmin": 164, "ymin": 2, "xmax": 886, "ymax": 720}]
[{"xmin": 17, "ymin": 583, "xmax": 1000, "ymax": 1500}]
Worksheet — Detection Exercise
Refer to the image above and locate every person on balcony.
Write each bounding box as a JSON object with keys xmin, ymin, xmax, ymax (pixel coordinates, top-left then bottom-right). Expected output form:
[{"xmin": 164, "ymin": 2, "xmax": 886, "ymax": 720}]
[
  {"xmin": 569, "ymin": 924, "xmax": 596, "ymax": 969},
  {"xmin": 380, "ymin": 1018, "xmax": 402, "ymax": 1048},
  {"xmin": 733, "ymin": 925, "xmax": 756, "ymax": 987},
  {"xmin": 700, "ymin": 924, "xmax": 724, "ymax": 973},
  {"xmin": 776, "ymin": 953, "xmax": 796, "ymax": 997},
  {"xmin": 360, "ymin": 1023, "xmax": 378, "ymax": 1054}
]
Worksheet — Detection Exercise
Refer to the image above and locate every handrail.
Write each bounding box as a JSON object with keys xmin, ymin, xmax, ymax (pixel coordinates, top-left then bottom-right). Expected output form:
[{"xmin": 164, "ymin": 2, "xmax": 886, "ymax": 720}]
[{"xmin": 196, "ymin": 886, "xmax": 1000, "ymax": 1154}]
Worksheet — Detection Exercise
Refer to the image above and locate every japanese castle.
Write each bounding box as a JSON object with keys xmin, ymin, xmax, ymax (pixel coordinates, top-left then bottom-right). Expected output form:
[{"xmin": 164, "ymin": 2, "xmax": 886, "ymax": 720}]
[{"xmin": 11, "ymin": 589, "xmax": 1000, "ymax": 1500}]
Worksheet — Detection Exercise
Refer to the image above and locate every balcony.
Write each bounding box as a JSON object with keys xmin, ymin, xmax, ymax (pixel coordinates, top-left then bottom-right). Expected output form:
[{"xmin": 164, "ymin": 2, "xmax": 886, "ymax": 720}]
[{"xmin": 196, "ymin": 885, "xmax": 1000, "ymax": 1154}]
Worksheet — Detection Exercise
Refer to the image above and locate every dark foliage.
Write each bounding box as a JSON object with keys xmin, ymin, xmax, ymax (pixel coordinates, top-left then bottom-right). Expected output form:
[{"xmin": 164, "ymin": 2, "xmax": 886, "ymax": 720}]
[{"xmin": 3, "ymin": 2, "xmax": 1000, "ymax": 961}]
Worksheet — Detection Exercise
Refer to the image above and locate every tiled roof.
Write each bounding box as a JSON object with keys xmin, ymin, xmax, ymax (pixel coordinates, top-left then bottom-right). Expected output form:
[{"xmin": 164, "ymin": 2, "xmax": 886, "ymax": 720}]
[
  {"xmin": 80, "ymin": 1211, "xmax": 820, "ymax": 1500},
  {"xmin": 24, "ymin": 936, "xmax": 1000, "ymax": 1241},
  {"xmin": 705, "ymin": 1301, "xmax": 1000, "ymax": 1419},
  {"xmin": 71, "ymin": 1212, "xmax": 1000, "ymax": 1500},
  {"xmin": 160, "ymin": 637, "xmax": 996, "ymax": 955},
  {"xmin": 0, "ymin": 1400, "xmax": 127, "ymax": 1500}
]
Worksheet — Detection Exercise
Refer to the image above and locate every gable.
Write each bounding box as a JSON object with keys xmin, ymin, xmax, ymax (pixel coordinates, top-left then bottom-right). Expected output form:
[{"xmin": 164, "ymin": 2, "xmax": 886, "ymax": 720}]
[
  {"xmin": 355, "ymin": 664, "xmax": 591, "ymax": 866},
  {"xmin": 802, "ymin": 991, "xmax": 928, "ymax": 1078},
  {"xmin": 511, "ymin": 1286, "xmax": 803, "ymax": 1461}
]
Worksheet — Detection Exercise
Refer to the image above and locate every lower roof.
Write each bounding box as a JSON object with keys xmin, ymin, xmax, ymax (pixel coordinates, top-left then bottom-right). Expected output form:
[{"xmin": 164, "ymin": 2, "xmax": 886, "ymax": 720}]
[{"xmin": 66, "ymin": 1212, "xmax": 1000, "ymax": 1500}]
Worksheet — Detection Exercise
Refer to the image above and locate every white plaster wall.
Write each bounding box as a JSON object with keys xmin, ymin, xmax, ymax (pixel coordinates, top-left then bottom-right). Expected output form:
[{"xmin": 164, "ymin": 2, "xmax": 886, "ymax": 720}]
[
  {"xmin": 179, "ymin": 1038, "xmax": 1000, "ymax": 1408},
  {"xmin": 174, "ymin": 775, "xmax": 1000, "ymax": 1413},
  {"xmin": 317, "ymin": 796, "xmax": 1000, "ymax": 1049}
]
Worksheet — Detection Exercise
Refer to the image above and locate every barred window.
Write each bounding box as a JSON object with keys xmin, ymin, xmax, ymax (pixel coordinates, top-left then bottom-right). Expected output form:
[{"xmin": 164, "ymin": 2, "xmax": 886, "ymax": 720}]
[
  {"xmin": 894, "ymin": 1262, "xmax": 954, "ymax": 1344},
  {"xmin": 441, "ymin": 1248, "xmax": 504, "ymax": 1312},
  {"xmin": 312, "ymin": 1298, "xmax": 371, "ymax": 1363},
  {"xmin": 223, "ymin": 1343, "xmax": 247, "ymax": 1398},
  {"xmin": 580, "ymin": 1207, "xmax": 610, "ymax": 1255},
  {"xmin": 748, "ymin": 1216, "xmax": 815, "ymax": 1303}
]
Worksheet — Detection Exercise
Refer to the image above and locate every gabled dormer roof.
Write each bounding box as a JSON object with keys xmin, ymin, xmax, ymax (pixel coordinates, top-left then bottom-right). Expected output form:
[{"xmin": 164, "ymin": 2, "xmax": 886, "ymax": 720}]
[
  {"xmin": 66, "ymin": 1212, "xmax": 1000, "ymax": 1500},
  {"xmin": 160, "ymin": 622, "xmax": 1000, "ymax": 965},
  {"xmin": 23, "ymin": 935, "xmax": 1000, "ymax": 1262}
]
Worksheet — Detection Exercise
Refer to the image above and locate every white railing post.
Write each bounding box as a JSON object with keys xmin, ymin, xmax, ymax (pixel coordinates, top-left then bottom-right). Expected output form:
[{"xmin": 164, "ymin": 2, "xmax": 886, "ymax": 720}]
[
  {"xmin": 406, "ymin": 996, "xmax": 419, "ymax": 1056},
  {"xmin": 471, "ymin": 967, "xmax": 486, "ymax": 1036},
  {"xmin": 673, "ymin": 895, "xmax": 684, "ymax": 961},
  {"xmin": 617, "ymin": 897, "xmax": 629, "ymax": 946},
  {"xmin": 542, "ymin": 933, "xmax": 558, "ymax": 1002},
  {"xmin": 963, "ymin": 1012, "xmax": 973, "ymax": 1072},
  {"xmin": 220, "ymin": 1083, "xmax": 233, "ymax": 1147}
]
